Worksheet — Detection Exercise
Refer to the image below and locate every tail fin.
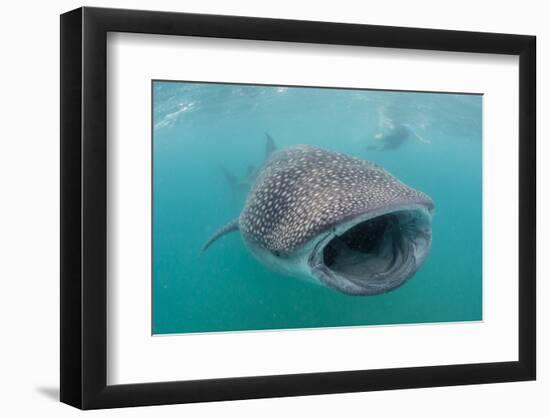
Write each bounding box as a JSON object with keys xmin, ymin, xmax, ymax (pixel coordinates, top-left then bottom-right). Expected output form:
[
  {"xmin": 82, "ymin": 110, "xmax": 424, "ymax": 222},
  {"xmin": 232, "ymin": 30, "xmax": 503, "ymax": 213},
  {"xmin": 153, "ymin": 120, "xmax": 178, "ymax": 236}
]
[
  {"xmin": 219, "ymin": 166, "xmax": 248, "ymax": 202},
  {"xmin": 219, "ymin": 166, "xmax": 238, "ymax": 189},
  {"xmin": 201, "ymin": 218, "xmax": 240, "ymax": 253}
]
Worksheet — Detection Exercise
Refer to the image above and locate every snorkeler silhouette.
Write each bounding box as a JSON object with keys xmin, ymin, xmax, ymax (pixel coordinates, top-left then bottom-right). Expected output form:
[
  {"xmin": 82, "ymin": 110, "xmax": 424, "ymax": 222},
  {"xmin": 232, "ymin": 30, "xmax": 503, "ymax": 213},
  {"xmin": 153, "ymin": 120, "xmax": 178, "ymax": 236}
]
[
  {"xmin": 365, "ymin": 122, "xmax": 430, "ymax": 151},
  {"xmin": 365, "ymin": 103, "xmax": 431, "ymax": 151}
]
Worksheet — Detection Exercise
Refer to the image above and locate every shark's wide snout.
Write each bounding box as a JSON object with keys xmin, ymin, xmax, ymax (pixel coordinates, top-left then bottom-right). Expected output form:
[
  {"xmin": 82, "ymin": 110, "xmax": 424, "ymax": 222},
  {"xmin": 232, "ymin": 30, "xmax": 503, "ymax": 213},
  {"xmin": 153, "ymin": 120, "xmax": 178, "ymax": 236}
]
[{"xmin": 310, "ymin": 206, "xmax": 432, "ymax": 295}]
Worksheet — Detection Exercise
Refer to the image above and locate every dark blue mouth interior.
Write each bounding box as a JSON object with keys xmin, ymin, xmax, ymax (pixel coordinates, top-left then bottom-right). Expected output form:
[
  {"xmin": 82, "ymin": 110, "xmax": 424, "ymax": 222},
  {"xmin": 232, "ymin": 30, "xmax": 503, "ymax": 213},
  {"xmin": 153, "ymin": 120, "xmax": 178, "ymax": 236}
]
[
  {"xmin": 314, "ymin": 208, "xmax": 432, "ymax": 296},
  {"xmin": 323, "ymin": 214, "xmax": 393, "ymax": 268}
]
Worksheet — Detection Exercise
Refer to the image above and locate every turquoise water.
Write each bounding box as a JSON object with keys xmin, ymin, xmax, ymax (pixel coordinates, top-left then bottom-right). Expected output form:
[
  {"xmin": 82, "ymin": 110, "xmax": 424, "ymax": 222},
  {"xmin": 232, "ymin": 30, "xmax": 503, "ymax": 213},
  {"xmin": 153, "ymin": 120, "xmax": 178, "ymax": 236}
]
[{"xmin": 152, "ymin": 81, "xmax": 482, "ymax": 335}]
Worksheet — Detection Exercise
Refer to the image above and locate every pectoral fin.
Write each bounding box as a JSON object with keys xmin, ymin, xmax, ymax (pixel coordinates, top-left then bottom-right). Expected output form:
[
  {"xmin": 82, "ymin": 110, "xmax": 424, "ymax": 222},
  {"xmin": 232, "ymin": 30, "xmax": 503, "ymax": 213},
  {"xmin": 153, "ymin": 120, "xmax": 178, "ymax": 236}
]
[{"xmin": 201, "ymin": 218, "xmax": 240, "ymax": 253}]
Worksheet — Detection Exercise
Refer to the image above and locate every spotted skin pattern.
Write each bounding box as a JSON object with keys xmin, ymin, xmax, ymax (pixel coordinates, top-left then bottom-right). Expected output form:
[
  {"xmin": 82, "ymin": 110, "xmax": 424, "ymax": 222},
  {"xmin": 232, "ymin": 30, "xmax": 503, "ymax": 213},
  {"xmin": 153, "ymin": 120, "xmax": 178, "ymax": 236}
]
[{"xmin": 239, "ymin": 145, "xmax": 433, "ymax": 256}]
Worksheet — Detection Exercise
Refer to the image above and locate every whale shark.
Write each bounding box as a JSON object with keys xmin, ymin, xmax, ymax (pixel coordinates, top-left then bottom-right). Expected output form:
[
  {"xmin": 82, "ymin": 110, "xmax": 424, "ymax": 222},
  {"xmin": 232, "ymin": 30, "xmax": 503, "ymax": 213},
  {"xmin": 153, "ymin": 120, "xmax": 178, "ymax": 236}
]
[{"xmin": 203, "ymin": 145, "xmax": 434, "ymax": 295}]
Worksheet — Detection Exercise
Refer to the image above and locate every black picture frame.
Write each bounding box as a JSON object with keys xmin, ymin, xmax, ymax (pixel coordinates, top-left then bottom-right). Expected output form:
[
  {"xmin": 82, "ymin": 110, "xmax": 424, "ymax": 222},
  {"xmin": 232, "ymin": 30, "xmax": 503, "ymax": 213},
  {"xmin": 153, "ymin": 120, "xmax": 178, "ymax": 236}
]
[{"xmin": 60, "ymin": 6, "xmax": 536, "ymax": 410}]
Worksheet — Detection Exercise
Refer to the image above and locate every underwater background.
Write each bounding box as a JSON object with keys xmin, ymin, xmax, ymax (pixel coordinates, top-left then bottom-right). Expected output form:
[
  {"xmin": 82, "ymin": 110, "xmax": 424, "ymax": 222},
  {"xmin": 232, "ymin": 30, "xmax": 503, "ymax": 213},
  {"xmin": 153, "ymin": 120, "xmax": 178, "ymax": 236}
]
[{"xmin": 152, "ymin": 81, "xmax": 482, "ymax": 335}]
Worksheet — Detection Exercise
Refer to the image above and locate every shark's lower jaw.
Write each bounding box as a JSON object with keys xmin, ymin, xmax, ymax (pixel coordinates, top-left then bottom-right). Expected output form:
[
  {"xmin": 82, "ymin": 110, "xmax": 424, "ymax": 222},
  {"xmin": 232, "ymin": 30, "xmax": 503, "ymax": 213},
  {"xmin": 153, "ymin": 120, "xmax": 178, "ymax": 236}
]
[{"xmin": 309, "ymin": 205, "xmax": 433, "ymax": 295}]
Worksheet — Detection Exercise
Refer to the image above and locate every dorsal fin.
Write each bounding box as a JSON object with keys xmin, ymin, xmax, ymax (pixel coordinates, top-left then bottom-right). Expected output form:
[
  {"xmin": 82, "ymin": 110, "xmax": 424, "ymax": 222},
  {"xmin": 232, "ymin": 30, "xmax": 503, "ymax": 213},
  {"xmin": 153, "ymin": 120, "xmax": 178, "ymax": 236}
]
[
  {"xmin": 264, "ymin": 133, "xmax": 277, "ymax": 161},
  {"xmin": 201, "ymin": 218, "xmax": 240, "ymax": 253}
]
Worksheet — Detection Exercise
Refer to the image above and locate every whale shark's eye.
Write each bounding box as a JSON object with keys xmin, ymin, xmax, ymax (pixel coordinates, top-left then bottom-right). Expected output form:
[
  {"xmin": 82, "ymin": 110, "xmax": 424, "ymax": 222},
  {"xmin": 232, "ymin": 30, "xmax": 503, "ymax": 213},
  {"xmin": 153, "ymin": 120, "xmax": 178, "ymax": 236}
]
[{"xmin": 273, "ymin": 250, "xmax": 280, "ymax": 257}]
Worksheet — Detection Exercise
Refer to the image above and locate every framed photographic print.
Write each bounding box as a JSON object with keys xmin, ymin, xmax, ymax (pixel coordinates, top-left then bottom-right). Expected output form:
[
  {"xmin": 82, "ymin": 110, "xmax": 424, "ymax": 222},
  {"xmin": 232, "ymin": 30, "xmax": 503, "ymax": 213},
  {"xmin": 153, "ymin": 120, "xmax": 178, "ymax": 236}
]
[{"xmin": 60, "ymin": 6, "xmax": 536, "ymax": 409}]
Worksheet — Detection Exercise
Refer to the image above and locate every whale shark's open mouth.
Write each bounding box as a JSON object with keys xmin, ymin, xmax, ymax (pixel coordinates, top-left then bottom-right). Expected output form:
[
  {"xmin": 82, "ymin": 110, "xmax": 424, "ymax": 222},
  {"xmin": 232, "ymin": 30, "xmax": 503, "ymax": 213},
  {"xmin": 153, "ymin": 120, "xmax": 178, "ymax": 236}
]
[{"xmin": 309, "ymin": 206, "xmax": 432, "ymax": 295}]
